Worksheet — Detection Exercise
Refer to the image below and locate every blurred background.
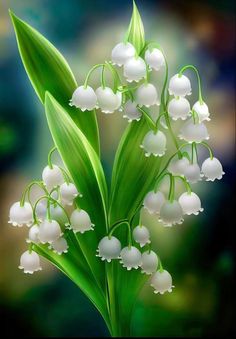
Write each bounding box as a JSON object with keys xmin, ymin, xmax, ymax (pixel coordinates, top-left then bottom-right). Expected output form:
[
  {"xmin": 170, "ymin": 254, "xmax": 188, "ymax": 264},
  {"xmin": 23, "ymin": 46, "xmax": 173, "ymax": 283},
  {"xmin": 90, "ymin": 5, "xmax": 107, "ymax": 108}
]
[{"xmin": 0, "ymin": 0, "xmax": 235, "ymax": 337}]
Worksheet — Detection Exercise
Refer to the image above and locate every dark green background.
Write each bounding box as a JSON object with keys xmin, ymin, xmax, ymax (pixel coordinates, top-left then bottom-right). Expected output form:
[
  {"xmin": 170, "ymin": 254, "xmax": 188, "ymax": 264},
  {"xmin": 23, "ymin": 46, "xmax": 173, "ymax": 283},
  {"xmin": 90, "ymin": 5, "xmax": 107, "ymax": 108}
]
[{"xmin": 0, "ymin": 0, "xmax": 235, "ymax": 337}]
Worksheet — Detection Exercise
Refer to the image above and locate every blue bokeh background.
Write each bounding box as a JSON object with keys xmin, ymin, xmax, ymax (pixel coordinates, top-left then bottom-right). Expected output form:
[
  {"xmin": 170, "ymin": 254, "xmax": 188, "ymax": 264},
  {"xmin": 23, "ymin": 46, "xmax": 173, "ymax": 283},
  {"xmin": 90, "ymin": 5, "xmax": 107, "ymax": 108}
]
[{"xmin": 0, "ymin": 0, "xmax": 235, "ymax": 336}]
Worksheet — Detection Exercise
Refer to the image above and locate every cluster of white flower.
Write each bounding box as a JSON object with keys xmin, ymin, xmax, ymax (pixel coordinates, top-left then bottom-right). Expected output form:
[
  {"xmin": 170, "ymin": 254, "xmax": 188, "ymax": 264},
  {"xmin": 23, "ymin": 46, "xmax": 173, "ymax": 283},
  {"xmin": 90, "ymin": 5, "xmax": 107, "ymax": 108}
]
[
  {"xmin": 10, "ymin": 38, "xmax": 224, "ymax": 296},
  {"xmin": 96, "ymin": 222, "xmax": 173, "ymax": 294},
  {"xmin": 9, "ymin": 148, "xmax": 95, "ymax": 274}
]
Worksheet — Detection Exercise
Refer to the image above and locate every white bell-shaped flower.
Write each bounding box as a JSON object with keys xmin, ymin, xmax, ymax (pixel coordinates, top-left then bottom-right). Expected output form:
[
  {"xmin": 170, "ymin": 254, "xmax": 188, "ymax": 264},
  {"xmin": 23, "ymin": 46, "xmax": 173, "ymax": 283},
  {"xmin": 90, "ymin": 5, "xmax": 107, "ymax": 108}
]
[
  {"xmin": 120, "ymin": 246, "xmax": 142, "ymax": 270},
  {"xmin": 35, "ymin": 201, "xmax": 47, "ymax": 221},
  {"xmin": 9, "ymin": 201, "xmax": 33, "ymax": 227},
  {"xmin": 124, "ymin": 56, "xmax": 146, "ymax": 82},
  {"xmin": 159, "ymin": 200, "xmax": 184, "ymax": 226},
  {"xmin": 97, "ymin": 236, "xmax": 121, "ymax": 262},
  {"xmin": 50, "ymin": 237, "xmax": 68, "ymax": 255},
  {"xmin": 145, "ymin": 48, "xmax": 165, "ymax": 71},
  {"xmin": 123, "ymin": 100, "xmax": 142, "ymax": 122},
  {"xmin": 38, "ymin": 219, "xmax": 62, "ymax": 244},
  {"xmin": 150, "ymin": 269, "xmax": 174, "ymax": 294},
  {"xmin": 19, "ymin": 250, "xmax": 42, "ymax": 274},
  {"xmin": 50, "ymin": 205, "xmax": 68, "ymax": 225},
  {"xmin": 168, "ymin": 157, "xmax": 190, "ymax": 176},
  {"xmin": 132, "ymin": 225, "xmax": 151, "ymax": 247},
  {"xmin": 96, "ymin": 87, "xmax": 122, "ymax": 113},
  {"xmin": 179, "ymin": 192, "xmax": 203, "ymax": 215},
  {"xmin": 179, "ymin": 120, "xmax": 209, "ymax": 143},
  {"xmin": 42, "ymin": 165, "xmax": 64, "ymax": 191},
  {"xmin": 169, "ymin": 74, "xmax": 191, "ymax": 97},
  {"xmin": 168, "ymin": 97, "xmax": 191, "ymax": 121},
  {"xmin": 183, "ymin": 163, "xmax": 202, "ymax": 183},
  {"xmin": 135, "ymin": 83, "xmax": 159, "ymax": 107},
  {"xmin": 141, "ymin": 250, "xmax": 158, "ymax": 275},
  {"xmin": 70, "ymin": 209, "xmax": 94, "ymax": 234},
  {"xmin": 201, "ymin": 157, "xmax": 225, "ymax": 181},
  {"xmin": 27, "ymin": 224, "xmax": 40, "ymax": 243},
  {"xmin": 141, "ymin": 130, "xmax": 167, "ymax": 157},
  {"xmin": 111, "ymin": 42, "xmax": 136, "ymax": 66},
  {"xmin": 192, "ymin": 101, "xmax": 210, "ymax": 123},
  {"xmin": 60, "ymin": 183, "xmax": 80, "ymax": 205},
  {"xmin": 143, "ymin": 191, "xmax": 165, "ymax": 214},
  {"xmin": 70, "ymin": 85, "xmax": 97, "ymax": 111}
]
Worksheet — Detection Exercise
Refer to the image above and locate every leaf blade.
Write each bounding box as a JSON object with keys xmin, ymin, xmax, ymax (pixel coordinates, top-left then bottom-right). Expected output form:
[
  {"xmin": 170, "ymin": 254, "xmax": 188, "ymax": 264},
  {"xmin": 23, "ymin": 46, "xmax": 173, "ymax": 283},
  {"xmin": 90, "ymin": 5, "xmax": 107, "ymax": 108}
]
[
  {"xmin": 45, "ymin": 92, "xmax": 108, "ymax": 288},
  {"xmin": 10, "ymin": 11, "xmax": 100, "ymax": 154}
]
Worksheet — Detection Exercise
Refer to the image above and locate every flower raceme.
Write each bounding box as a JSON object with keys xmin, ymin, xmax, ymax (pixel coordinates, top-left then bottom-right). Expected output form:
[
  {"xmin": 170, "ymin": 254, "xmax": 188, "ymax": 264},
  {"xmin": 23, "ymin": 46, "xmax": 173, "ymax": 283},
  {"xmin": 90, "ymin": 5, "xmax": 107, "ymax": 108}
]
[{"xmin": 9, "ymin": 21, "xmax": 224, "ymax": 298}]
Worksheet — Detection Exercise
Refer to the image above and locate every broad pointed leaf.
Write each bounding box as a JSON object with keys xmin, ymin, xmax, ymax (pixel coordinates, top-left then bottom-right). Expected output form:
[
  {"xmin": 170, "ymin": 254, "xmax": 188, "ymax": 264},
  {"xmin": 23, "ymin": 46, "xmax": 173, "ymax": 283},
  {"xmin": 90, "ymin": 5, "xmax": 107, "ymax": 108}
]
[
  {"xmin": 10, "ymin": 11, "xmax": 99, "ymax": 154},
  {"xmin": 45, "ymin": 92, "xmax": 108, "ymax": 288},
  {"xmin": 125, "ymin": 0, "xmax": 145, "ymax": 54}
]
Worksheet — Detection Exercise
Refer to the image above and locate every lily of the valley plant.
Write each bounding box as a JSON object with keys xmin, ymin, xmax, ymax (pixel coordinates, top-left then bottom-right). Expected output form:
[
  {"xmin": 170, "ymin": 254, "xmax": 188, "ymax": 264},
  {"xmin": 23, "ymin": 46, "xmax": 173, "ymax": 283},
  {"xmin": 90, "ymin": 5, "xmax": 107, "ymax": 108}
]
[{"xmin": 9, "ymin": 2, "xmax": 224, "ymax": 337}]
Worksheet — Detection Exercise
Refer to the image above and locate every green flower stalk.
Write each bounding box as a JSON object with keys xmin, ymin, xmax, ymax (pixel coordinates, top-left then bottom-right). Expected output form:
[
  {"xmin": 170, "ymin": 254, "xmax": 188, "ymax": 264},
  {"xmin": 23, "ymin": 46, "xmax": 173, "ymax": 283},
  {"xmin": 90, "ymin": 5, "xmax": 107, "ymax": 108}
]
[{"xmin": 8, "ymin": 2, "xmax": 224, "ymax": 337}]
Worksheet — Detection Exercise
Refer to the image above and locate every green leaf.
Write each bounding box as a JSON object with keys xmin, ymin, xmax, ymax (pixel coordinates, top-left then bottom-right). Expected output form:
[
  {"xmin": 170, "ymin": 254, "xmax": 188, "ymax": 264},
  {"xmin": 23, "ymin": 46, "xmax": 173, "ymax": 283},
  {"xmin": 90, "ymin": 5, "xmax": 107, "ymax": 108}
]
[
  {"xmin": 125, "ymin": 0, "xmax": 145, "ymax": 54},
  {"xmin": 10, "ymin": 11, "xmax": 99, "ymax": 154},
  {"xmin": 34, "ymin": 241, "xmax": 111, "ymax": 334},
  {"xmin": 44, "ymin": 92, "xmax": 108, "ymax": 290},
  {"xmin": 108, "ymin": 3, "xmax": 161, "ymax": 334}
]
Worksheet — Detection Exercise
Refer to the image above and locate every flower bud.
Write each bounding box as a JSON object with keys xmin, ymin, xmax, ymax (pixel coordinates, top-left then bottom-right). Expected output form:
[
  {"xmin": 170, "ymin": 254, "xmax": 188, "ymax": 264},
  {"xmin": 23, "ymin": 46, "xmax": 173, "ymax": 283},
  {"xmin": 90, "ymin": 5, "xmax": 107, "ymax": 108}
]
[
  {"xmin": 120, "ymin": 246, "xmax": 142, "ymax": 270},
  {"xmin": 143, "ymin": 191, "xmax": 165, "ymax": 214},
  {"xmin": 96, "ymin": 87, "xmax": 122, "ymax": 113},
  {"xmin": 179, "ymin": 120, "xmax": 209, "ymax": 143},
  {"xmin": 201, "ymin": 157, "xmax": 225, "ymax": 181},
  {"xmin": 168, "ymin": 157, "xmax": 190, "ymax": 176},
  {"xmin": 159, "ymin": 200, "xmax": 184, "ymax": 226},
  {"xmin": 42, "ymin": 165, "xmax": 64, "ymax": 191},
  {"xmin": 97, "ymin": 236, "xmax": 121, "ymax": 262},
  {"xmin": 9, "ymin": 201, "xmax": 33, "ymax": 227},
  {"xmin": 70, "ymin": 209, "xmax": 94, "ymax": 233},
  {"xmin": 70, "ymin": 86, "xmax": 97, "ymax": 111},
  {"xmin": 183, "ymin": 163, "xmax": 201, "ymax": 183},
  {"xmin": 124, "ymin": 57, "xmax": 146, "ymax": 82},
  {"xmin": 178, "ymin": 192, "xmax": 203, "ymax": 215},
  {"xmin": 192, "ymin": 101, "xmax": 210, "ymax": 123},
  {"xmin": 151, "ymin": 269, "xmax": 174, "ymax": 294},
  {"xmin": 123, "ymin": 100, "xmax": 142, "ymax": 122},
  {"xmin": 141, "ymin": 251, "xmax": 158, "ymax": 275},
  {"xmin": 168, "ymin": 97, "xmax": 190, "ymax": 121},
  {"xmin": 145, "ymin": 48, "xmax": 165, "ymax": 71},
  {"xmin": 60, "ymin": 183, "xmax": 80, "ymax": 206},
  {"xmin": 111, "ymin": 42, "xmax": 136, "ymax": 66},
  {"xmin": 135, "ymin": 83, "xmax": 159, "ymax": 107},
  {"xmin": 141, "ymin": 130, "xmax": 167, "ymax": 157},
  {"xmin": 50, "ymin": 237, "xmax": 68, "ymax": 255},
  {"xmin": 38, "ymin": 219, "xmax": 62, "ymax": 244},
  {"xmin": 27, "ymin": 224, "xmax": 40, "ymax": 243},
  {"xmin": 168, "ymin": 74, "xmax": 191, "ymax": 97},
  {"xmin": 133, "ymin": 225, "xmax": 151, "ymax": 247},
  {"xmin": 19, "ymin": 250, "xmax": 42, "ymax": 274}
]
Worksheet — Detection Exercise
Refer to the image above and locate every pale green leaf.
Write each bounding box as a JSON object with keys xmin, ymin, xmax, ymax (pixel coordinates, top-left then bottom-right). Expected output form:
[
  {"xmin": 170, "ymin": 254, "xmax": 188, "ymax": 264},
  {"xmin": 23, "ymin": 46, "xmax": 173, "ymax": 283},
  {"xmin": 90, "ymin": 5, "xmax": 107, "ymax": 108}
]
[
  {"xmin": 125, "ymin": 0, "xmax": 145, "ymax": 54},
  {"xmin": 10, "ymin": 11, "xmax": 99, "ymax": 154}
]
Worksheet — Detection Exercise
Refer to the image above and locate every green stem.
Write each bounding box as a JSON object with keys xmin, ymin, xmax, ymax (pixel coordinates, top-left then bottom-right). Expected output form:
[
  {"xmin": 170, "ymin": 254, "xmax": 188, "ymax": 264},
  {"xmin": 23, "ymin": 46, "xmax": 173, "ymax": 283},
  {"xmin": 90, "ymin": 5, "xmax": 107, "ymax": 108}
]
[
  {"xmin": 168, "ymin": 174, "xmax": 175, "ymax": 202},
  {"xmin": 138, "ymin": 106, "xmax": 157, "ymax": 131},
  {"xmin": 200, "ymin": 141, "xmax": 214, "ymax": 159},
  {"xmin": 84, "ymin": 64, "xmax": 104, "ymax": 88},
  {"xmin": 108, "ymin": 220, "xmax": 132, "ymax": 248},
  {"xmin": 179, "ymin": 64, "xmax": 203, "ymax": 104},
  {"xmin": 101, "ymin": 65, "xmax": 106, "ymax": 89},
  {"xmin": 174, "ymin": 175, "xmax": 192, "ymax": 194},
  {"xmin": 48, "ymin": 146, "xmax": 57, "ymax": 169},
  {"xmin": 20, "ymin": 181, "xmax": 48, "ymax": 207}
]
